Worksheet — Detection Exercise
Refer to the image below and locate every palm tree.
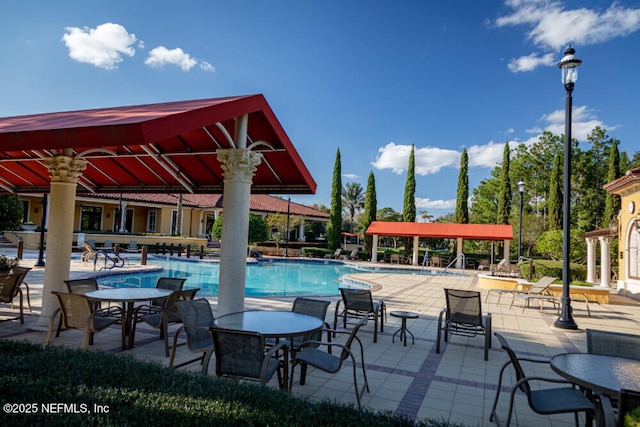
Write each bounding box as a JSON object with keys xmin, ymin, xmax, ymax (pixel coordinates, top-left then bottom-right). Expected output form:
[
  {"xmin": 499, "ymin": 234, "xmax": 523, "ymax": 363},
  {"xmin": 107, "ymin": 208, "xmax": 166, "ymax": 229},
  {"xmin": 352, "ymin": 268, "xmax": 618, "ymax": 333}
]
[{"xmin": 342, "ymin": 182, "xmax": 365, "ymax": 233}]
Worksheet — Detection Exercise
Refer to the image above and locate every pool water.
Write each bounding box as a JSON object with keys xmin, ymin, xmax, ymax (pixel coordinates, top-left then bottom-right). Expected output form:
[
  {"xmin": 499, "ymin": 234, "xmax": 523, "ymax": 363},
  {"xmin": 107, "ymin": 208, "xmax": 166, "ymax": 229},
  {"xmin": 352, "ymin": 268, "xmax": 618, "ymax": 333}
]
[{"xmin": 97, "ymin": 259, "xmax": 381, "ymax": 297}]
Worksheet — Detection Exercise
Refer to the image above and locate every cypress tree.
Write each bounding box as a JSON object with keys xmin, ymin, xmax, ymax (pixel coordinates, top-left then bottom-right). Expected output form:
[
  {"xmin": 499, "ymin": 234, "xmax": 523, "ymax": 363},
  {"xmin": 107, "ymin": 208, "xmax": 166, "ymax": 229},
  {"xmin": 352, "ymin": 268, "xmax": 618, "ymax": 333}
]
[
  {"xmin": 455, "ymin": 148, "xmax": 469, "ymax": 224},
  {"xmin": 403, "ymin": 145, "xmax": 416, "ymax": 251},
  {"xmin": 548, "ymin": 152, "xmax": 563, "ymax": 230},
  {"xmin": 327, "ymin": 149, "xmax": 343, "ymax": 251},
  {"xmin": 603, "ymin": 140, "xmax": 621, "ymax": 227},
  {"xmin": 363, "ymin": 171, "xmax": 377, "ymax": 259},
  {"xmin": 497, "ymin": 142, "xmax": 511, "ymax": 225}
]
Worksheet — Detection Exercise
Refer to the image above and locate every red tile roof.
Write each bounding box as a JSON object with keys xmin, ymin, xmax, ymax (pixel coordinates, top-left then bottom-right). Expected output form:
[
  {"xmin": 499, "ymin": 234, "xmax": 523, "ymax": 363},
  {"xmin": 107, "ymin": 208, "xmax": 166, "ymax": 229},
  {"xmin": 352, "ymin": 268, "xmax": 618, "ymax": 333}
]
[
  {"xmin": 83, "ymin": 192, "xmax": 329, "ymax": 219},
  {"xmin": 365, "ymin": 221, "xmax": 513, "ymax": 240}
]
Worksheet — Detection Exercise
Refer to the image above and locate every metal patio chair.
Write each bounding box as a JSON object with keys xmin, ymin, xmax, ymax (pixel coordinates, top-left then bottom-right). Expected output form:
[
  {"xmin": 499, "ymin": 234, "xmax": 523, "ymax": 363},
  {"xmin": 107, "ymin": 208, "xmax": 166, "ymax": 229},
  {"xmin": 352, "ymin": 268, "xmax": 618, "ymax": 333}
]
[
  {"xmin": 290, "ymin": 317, "xmax": 369, "ymax": 408},
  {"xmin": 171, "ymin": 298, "xmax": 216, "ymax": 371},
  {"xmin": 0, "ymin": 273, "xmax": 26, "ymax": 324},
  {"xmin": 489, "ymin": 333, "xmax": 594, "ymax": 427},
  {"xmin": 437, "ymin": 288, "xmax": 492, "ymax": 360},
  {"xmin": 334, "ymin": 288, "xmax": 385, "ymax": 343}
]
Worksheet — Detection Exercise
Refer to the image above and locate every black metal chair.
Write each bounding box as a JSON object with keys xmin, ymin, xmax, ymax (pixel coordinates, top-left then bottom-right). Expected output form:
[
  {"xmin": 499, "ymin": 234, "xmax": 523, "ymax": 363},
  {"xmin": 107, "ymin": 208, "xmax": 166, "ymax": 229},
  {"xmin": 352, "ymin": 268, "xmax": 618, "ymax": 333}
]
[
  {"xmin": 333, "ymin": 288, "xmax": 385, "ymax": 343},
  {"xmin": 587, "ymin": 329, "xmax": 640, "ymax": 360},
  {"xmin": 171, "ymin": 298, "xmax": 216, "ymax": 371},
  {"xmin": 290, "ymin": 317, "xmax": 369, "ymax": 408},
  {"xmin": 437, "ymin": 288, "xmax": 492, "ymax": 360},
  {"xmin": 210, "ymin": 327, "xmax": 288, "ymax": 391},
  {"xmin": 489, "ymin": 333, "xmax": 594, "ymax": 426}
]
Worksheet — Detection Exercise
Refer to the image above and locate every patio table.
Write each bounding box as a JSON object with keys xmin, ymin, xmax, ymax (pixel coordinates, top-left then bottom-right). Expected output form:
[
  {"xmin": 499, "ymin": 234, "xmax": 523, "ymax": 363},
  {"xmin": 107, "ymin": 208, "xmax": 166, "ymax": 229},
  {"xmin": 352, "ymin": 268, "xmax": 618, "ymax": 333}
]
[{"xmin": 86, "ymin": 288, "xmax": 172, "ymax": 351}]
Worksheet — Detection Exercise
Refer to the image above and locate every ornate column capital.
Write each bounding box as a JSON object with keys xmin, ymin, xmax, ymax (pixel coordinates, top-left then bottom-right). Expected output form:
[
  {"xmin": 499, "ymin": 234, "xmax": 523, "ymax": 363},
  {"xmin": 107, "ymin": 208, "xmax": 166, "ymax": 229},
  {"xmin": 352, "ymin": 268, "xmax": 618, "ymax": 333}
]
[
  {"xmin": 44, "ymin": 155, "xmax": 87, "ymax": 183},
  {"xmin": 598, "ymin": 235, "xmax": 614, "ymax": 247},
  {"xmin": 217, "ymin": 148, "xmax": 263, "ymax": 182},
  {"xmin": 585, "ymin": 237, "xmax": 598, "ymax": 247}
]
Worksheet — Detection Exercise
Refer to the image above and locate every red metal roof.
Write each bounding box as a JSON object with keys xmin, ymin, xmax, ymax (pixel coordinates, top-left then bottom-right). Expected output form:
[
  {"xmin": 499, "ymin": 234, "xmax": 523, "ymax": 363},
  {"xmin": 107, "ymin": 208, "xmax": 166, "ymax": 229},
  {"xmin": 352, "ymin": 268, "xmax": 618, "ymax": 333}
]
[
  {"xmin": 0, "ymin": 95, "xmax": 316, "ymax": 195},
  {"xmin": 365, "ymin": 221, "xmax": 513, "ymax": 240}
]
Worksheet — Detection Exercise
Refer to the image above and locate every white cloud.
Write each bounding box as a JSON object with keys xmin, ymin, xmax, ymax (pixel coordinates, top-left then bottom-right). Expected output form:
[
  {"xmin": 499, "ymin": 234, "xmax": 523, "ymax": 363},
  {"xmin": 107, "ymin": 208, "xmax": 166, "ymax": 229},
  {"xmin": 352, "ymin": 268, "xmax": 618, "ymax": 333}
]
[
  {"xmin": 508, "ymin": 51, "xmax": 555, "ymax": 72},
  {"xmin": 62, "ymin": 23, "xmax": 137, "ymax": 70},
  {"xmin": 145, "ymin": 46, "xmax": 215, "ymax": 72},
  {"xmin": 416, "ymin": 198, "xmax": 456, "ymax": 210},
  {"xmin": 467, "ymin": 141, "xmax": 511, "ymax": 168},
  {"xmin": 540, "ymin": 105, "xmax": 611, "ymax": 140},
  {"xmin": 496, "ymin": 1, "xmax": 640, "ymax": 71},
  {"xmin": 343, "ymin": 173, "xmax": 359, "ymax": 180},
  {"xmin": 372, "ymin": 142, "xmax": 459, "ymax": 175}
]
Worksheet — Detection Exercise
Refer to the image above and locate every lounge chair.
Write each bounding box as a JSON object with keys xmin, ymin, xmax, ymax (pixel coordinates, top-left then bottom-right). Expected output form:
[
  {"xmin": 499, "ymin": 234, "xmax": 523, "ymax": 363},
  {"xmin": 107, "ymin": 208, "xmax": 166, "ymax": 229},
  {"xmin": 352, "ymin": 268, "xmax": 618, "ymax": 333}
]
[
  {"xmin": 340, "ymin": 248, "xmax": 359, "ymax": 261},
  {"xmin": 485, "ymin": 276, "xmax": 557, "ymax": 305},
  {"xmin": 489, "ymin": 333, "xmax": 594, "ymax": 426},
  {"xmin": 437, "ymin": 289, "xmax": 491, "ymax": 361},
  {"xmin": 45, "ymin": 292, "xmax": 122, "ymax": 349},
  {"xmin": 0, "ymin": 273, "xmax": 27, "ymax": 323},
  {"xmin": 81, "ymin": 242, "xmax": 97, "ymax": 264},
  {"xmin": 334, "ymin": 288, "xmax": 385, "ymax": 343},
  {"xmin": 170, "ymin": 298, "xmax": 216, "ymax": 370},
  {"xmin": 210, "ymin": 328, "xmax": 289, "ymax": 391},
  {"xmin": 290, "ymin": 317, "xmax": 369, "ymax": 408},
  {"xmin": 477, "ymin": 259, "xmax": 490, "ymax": 271},
  {"xmin": 324, "ymin": 248, "xmax": 342, "ymax": 259}
]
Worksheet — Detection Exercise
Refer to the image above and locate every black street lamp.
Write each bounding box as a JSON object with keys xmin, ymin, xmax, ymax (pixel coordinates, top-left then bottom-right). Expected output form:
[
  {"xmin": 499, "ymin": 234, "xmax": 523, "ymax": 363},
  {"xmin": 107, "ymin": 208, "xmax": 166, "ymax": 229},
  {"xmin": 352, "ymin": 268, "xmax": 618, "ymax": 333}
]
[
  {"xmin": 518, "ymin": 180, "xmax": 525, "ymax": 262},
  {"xmin": 35, "ymin": 193, "xmax": 48, "ymax": 267},
  {"xmin": 555, "ymin": 46, "xmax": 581, "ymax": 330}
]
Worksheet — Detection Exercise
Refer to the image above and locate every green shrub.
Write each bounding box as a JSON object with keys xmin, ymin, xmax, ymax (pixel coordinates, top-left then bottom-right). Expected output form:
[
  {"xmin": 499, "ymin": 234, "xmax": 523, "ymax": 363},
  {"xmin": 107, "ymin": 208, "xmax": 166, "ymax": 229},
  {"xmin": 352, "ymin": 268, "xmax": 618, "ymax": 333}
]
[
  {"xmin": 529, "ymin": 259, "xmax": 586, "ymax": 282},
  {"xmin": 0, "ymin": 340, "xmax": 463, "ymax": 426}
]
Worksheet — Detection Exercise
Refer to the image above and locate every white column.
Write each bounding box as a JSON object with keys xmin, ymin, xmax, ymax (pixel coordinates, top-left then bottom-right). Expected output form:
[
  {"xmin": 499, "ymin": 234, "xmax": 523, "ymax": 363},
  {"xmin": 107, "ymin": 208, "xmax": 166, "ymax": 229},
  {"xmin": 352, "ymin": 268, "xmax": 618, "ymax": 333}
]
[
  {"xmin": 298, "ymin": 218, "xmax": 305, "ymax": 241},
  {"xmin": 599, "ymin": 236, "xmax": 613, "ymax": 288},
  {"xmin": 36, "ymin": 155, "xmax": 87, "ymax": 328},
  {"xmin": 503, "ymin": 240, "xmax": 511, "ymax": 265},
  {"xmin": 216, "ymin": 148, "xmax": 262, "ymax": 316},
  {"xmin": 412, "ymin": 236, "xmax": 419, "ymax": 266},
  {"xmin": 371, "ymin": 234, "xmax": 378, "ymax": 264},
  {"xmin": 456, "ymin": 237, "xmax": 463, "ymax": 269},
  {"xmin": 586, "ymin": 237, "xmax": 597, "ymax": 284}
]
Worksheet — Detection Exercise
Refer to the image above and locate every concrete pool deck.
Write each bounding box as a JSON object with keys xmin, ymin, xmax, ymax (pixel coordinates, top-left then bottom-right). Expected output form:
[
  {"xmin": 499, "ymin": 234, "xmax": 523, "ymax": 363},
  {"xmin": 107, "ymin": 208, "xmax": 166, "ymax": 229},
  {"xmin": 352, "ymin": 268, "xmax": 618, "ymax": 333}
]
[{"xmin": 2, "ymin": 252, "xmax": 640, "ymax": 426}]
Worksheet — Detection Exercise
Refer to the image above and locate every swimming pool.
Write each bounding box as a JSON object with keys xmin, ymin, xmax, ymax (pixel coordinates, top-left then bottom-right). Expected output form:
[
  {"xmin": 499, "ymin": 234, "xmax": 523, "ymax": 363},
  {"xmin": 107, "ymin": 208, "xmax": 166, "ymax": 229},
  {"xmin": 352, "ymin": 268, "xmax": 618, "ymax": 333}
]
[{"xmin": 96, "ymin": 258, "xmax": 445, "ymax": 297}]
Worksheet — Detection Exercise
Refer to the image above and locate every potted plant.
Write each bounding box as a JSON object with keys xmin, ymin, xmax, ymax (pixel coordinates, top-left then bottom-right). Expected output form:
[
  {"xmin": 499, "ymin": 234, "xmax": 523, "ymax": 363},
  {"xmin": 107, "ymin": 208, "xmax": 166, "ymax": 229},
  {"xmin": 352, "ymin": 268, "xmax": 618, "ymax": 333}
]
[
  {"xmin": 0, "ymin": 254, "xmax": 19, "ymax": 272},
  {"xmin": 21, "ymin": 221, "xmax": 37, "ymax": 231}
]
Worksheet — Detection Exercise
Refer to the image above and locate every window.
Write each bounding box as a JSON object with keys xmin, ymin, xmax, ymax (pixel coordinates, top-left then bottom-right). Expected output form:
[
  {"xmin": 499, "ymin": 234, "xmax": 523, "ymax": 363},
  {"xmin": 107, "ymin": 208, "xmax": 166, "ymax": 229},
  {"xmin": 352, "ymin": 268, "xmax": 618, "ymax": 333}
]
[
  {"xmin": 81, "ymin": 206, "xmax": 102, "ymax": 231},
  {"xmin": 147, "ymin": 211, "xmax": 157, "ymax": 232}
]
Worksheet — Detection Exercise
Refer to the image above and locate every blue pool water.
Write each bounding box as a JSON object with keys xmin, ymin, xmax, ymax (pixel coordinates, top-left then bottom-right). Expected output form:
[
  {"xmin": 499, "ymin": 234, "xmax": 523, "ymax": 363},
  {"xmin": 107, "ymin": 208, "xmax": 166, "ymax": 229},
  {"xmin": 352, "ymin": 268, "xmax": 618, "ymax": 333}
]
[{"xmin": 97, "ymin": 258, "xmax": 442, "ymax": 297}]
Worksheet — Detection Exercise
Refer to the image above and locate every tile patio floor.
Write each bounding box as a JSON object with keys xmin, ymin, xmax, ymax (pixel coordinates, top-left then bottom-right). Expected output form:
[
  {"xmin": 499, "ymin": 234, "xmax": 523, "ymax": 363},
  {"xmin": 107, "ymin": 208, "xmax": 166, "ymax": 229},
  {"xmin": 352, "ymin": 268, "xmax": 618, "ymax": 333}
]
[{"xmin": 2, "ymin": 251, "xmax": 639, "ymax": 426}]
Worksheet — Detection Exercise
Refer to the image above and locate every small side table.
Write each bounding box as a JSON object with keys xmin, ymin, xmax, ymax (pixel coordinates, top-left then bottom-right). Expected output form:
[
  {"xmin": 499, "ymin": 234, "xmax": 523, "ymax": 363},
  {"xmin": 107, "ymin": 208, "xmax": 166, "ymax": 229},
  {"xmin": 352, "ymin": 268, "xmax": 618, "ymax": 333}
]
[{"xmin": 390, "ymin": 311, "xmax": 419, "ymax": 346}]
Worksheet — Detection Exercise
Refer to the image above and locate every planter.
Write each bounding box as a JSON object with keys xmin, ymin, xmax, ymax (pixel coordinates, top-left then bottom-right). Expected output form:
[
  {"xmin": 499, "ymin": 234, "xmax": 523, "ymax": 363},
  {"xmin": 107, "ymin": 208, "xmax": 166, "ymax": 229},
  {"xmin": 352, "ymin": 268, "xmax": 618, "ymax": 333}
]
[{"xmin": 21, "ymin": 225, "xmax": 37, "ymax": 231}]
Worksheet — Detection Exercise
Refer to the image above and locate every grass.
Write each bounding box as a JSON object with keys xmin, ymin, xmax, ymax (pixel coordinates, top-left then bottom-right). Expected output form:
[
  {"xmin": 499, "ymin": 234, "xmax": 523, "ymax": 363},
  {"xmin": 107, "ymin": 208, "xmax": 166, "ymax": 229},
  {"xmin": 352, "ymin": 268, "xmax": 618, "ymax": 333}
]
[{"xmin": 0, "ymin": 340, "xmax": 466, "ymax": 427}]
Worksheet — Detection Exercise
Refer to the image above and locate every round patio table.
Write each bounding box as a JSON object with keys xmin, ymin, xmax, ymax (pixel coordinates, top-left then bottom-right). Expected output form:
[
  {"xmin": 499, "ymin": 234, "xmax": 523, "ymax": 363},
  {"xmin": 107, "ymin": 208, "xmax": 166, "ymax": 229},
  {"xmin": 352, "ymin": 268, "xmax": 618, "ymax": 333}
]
[
  {"xmin": 86, "ymin": 288, "xmax": 173, "ymax": 351},
  {"xmin": 213, "ymin": 310, "xmax": 323, "ymax": 339}
]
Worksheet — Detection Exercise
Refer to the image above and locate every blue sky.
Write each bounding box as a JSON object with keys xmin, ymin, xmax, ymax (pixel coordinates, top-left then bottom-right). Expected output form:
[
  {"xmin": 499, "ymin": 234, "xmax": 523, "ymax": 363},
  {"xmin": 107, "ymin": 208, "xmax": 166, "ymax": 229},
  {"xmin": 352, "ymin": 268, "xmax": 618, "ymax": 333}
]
[{"xmin": 2, "ymin": 1, "xmax": 640, "ymax": 217}]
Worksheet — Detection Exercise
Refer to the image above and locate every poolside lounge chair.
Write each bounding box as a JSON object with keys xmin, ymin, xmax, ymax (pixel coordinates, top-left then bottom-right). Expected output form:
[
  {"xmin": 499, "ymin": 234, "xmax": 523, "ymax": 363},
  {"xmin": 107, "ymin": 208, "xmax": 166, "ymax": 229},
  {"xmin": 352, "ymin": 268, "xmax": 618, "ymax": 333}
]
[
  {"xmin": 81, "ymin": 242, "xmax": 97, "ymax": 264},
  {"xmin": 171, "ymin": 298, "xmax": 216, "ymax": 370},
  {"xmin": 485, "ymin": 276, "xmax": 557, "ymax": 305},
  {"xmin": 290, "ymin": 317, "xmax": 369, "ymax": 408},
  {"xmin": 334, "ymin": 288, "xmax": 385, "ymax": 343},
  {"xmin": 0, "ymin": 273, "xmax": 27, "ymax": 323},
  {"xmin": 340, "ymin": 248, "xmax": 359, "ymax": 260},
  {"xmin": 437, "ymin": 289, "xmax": 491, "ymax": 361},
  {"xmin": 324, "ymin": 248, "xmax": 342, "ymax": 259},
  {"xmin": 489, "ymin": 333, "xmax": 594, "ymax": 427},
  {"xmin": 45, "ymin": 292, "xmax": 122, "ymax": 349}
]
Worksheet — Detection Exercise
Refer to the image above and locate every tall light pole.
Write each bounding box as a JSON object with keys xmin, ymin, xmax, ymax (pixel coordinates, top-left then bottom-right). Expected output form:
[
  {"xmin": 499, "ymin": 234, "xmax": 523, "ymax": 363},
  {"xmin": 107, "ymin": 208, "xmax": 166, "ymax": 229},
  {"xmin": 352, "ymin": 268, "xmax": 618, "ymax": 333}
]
[
  {"xmin": 555, "ymin": 46, "xmax": 581, "ymax": 330},
  {"xmin": 517, "ymin": 180, "xmax": 525, "ymax": 262}
]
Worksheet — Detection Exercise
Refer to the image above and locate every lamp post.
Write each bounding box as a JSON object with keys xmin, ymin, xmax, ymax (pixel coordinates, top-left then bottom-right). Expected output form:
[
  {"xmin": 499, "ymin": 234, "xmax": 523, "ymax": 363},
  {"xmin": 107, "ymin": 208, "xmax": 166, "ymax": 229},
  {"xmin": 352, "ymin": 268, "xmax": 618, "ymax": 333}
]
[
  {"xmin": 517, "ymin": 180, "xmax": 525, "ymax": 262},
  {"xmin": 35, "ymin": 193, "xmax": 48, "ymax": 267},
  {"xmin": 555, "ymin": 46, "xmax": 581, "ymax": 330}
]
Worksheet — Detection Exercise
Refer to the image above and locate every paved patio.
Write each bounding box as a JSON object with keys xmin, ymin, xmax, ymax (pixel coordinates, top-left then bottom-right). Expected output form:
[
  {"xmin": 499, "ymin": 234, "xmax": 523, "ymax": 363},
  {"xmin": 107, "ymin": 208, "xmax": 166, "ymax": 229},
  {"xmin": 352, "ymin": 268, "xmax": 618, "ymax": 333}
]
[{"xmin": 2, "ymin": 251, "xmax": 639, "ymax": 426}]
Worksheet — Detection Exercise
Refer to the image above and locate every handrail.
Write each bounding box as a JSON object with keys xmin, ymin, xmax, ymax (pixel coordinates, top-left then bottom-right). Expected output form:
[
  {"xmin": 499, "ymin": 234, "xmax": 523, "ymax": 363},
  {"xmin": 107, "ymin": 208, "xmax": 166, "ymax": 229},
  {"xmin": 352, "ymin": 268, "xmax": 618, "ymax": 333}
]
[
  {"xmin": 440, "ymin": 253, "xmax": 466, "ymax": 275},
  {"xmin": 420, "ymin": 250, "xmax": 429, "ymax": 274}
]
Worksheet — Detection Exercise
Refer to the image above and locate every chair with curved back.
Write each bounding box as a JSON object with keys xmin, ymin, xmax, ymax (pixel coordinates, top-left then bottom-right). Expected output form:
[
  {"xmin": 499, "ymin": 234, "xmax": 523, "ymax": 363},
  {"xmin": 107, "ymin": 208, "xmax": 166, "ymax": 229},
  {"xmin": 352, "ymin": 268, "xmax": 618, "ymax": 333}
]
[
  {"xmin": 170, "ymin": 298, "xmax": 216, "ymax": 371},
  {"xmin": 437, "ymin": 288, "xmax": 492, "ymax": 360},
  {"xmin": 587, "ymin": 329, "xmax": 640, "ymax": 360},
  {"xmin": 210, "ymin": 327, "xmax": 289, "ymax": 391},
  {"xmin": 150, "ymin": 277, "xmax": 186, "ymax": 307},
  {"xmin": 10, "ymin": 266, "xmax": 32, "ymax": 312},
  {"xmin": 334, "ymin": 288, "xmax": 385, "ymax": 343},
  {"xmin": 489, "ymin": 333, "xmax": 594, "ymax": 426},
  {"xmin": 45, "ymin": 291, "xmax": 122, "ymax": 349},
  {"xmin": 290, "ymin": 316, "xmax": 369, "ymax": 408},
  {"xmin": 0, "ymin": 273, "xmax": 26, "ymax": 324},
  {"xmin": 133, "ymin": 288, "xmax": 199, "ymax": 357}
]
